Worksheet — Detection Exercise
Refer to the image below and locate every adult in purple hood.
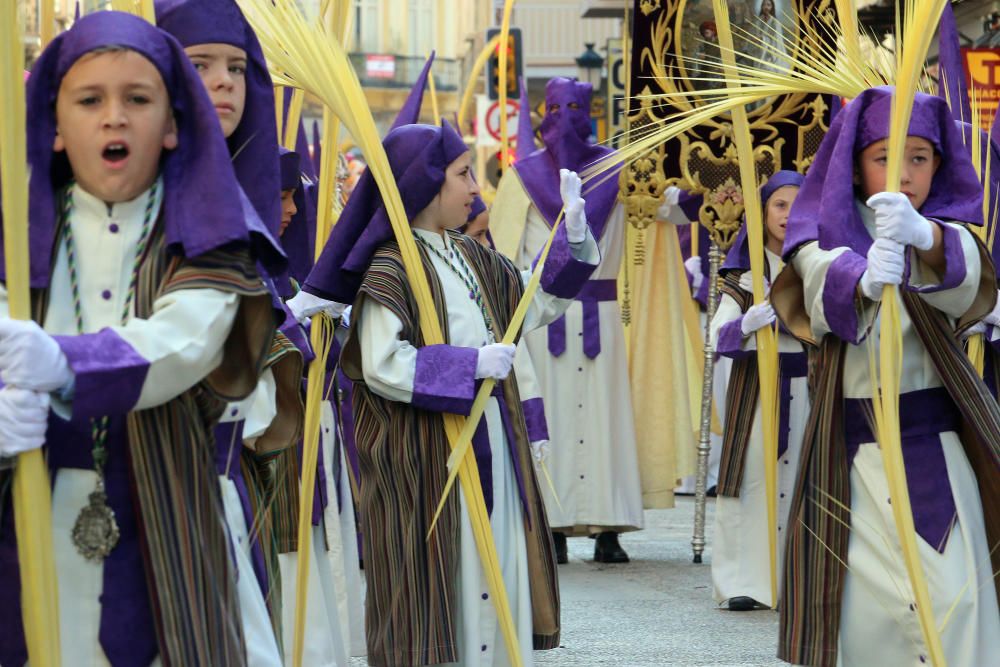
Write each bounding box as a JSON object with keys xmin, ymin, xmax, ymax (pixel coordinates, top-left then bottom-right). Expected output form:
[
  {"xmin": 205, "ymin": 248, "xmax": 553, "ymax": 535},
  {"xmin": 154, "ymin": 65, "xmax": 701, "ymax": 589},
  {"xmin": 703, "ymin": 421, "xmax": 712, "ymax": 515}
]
[{"xmin": 491, "ymin": 77, "xmax": 643, "ymax": 564}]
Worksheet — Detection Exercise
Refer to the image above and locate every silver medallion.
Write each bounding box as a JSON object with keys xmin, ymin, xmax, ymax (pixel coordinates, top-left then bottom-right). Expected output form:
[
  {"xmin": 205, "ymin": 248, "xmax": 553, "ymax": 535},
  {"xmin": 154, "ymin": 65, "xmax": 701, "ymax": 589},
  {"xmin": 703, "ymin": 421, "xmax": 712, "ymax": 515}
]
[{"xmin": 71, "ymin": 482, "xmax": 120, "ymax": 561}]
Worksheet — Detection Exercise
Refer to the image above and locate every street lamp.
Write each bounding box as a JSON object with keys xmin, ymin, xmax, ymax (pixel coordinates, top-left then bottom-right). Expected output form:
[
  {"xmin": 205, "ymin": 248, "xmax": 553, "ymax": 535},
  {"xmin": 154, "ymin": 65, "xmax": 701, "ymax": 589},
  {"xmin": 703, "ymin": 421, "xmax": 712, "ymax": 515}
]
[{"xmin": 575, "ymin": 42, "xmax": 604, "ymax": 87}]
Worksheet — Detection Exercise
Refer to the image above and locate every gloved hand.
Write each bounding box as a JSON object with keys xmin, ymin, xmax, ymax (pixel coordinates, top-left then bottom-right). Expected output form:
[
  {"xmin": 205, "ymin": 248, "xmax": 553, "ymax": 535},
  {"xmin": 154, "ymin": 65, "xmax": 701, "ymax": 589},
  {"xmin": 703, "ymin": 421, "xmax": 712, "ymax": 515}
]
[
  {"xmin": 740, "ymin": 301, "xmax": 776, "ymax": 336},
  {"xmin": 560, "ymin": 169, "xmax": 588, "ymax": 244},
  {"xmin": 867, "ymin": 191, "xmax": 935, "ymax": 251},
  {"xmin": 983, "ymin": 290, "xmax": 1000, "ymax": 327},
  {"xmin": 0, "ymin": 387, "xmax": 50, "ymax": 457},
  {"xmin": 738, "ymin": 272, "xmax": 770, "ymax": 298},
  {"xmin": 657, "ymin": 186, "xmax": 691, "ymax": 225},
  {"xmin": 860, "ymin": 237, "xmax": 905, "ymax": 301},
  {"xmin": 684, "ymin": 256, "xmax": 704, "ymax": 293},
  {"xmin": 475, "ymin": 343, "xmax": 516, "ymax": 380},
  {"xmin": 530, "ymin": 440, "xmax": 550, "ymax": 464},
  {"xmin": 287, "ymin": 290, "xmax": 347, "ymax": 323},
  {"xmin": 0, "ymin": 319, "xmax": 72, "ymax": 393},
  {"xmin": 340, "ymin": 305, "xmax": 353, "ymax": 328},
  {"xmin": 961, "ymin": 320, "xmax": 988, "ymax": 340}
]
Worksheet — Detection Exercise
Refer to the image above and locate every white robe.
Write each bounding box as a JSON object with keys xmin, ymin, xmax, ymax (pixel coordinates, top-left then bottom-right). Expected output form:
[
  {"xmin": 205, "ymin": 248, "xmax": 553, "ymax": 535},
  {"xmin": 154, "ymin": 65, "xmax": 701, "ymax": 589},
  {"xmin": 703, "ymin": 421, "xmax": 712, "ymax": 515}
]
[
  {"xmin": 0, "ymin": 181, "xmax": 281, "ymax": 666},
  {"xmin": 355, "ymin": 227, "xmax": 597, "ymax": 666},
  {"xmin": 709, "ymin": 249, "xmax": 808, "ymax": 607},
  {"xmin": 511, "ymin": 198, "xmax": 644, "ymax": 535},
  {"xmin": 792, "ymin": 208, "xmax": 1000, "ymax": 665}
]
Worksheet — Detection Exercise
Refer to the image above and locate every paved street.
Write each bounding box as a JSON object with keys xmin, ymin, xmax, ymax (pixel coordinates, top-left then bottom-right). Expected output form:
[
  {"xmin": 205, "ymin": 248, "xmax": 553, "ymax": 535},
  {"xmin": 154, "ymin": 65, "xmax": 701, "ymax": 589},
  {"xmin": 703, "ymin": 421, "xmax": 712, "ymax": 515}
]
[{"xmin": 352, "ymin": 497, "xmax": 786, "ymax": 666}]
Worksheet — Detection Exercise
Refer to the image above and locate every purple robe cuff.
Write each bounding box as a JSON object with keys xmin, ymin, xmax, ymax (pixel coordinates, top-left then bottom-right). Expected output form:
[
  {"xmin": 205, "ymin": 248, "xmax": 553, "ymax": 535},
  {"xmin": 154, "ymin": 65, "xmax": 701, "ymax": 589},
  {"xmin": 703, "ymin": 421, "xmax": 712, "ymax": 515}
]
[
  {"xmin": 281, "ymin": 303, "xmax": 315, "ymax": 362},
  {"xmin": 822, "ymin": 250, "xmax": 869, "ymax": 344},
  {"xmin": 535, "ymin": 224, "xmax": 600, "ymax": 299},
  {"xmin": 904, "ymin": 222, "xmax": 968, "ymax": 293},
  {"xmin": 53, "ymin": 329, "xmax": 149, "ymax": 419},
  {"xmin": 521, "ymin": 397, "xmax": 549, "ymax": 442},
  {"xmin": 716, "ymin": 318, "xmax": 752, "ymax": 359},
  {"xmin": 411, "ymin": 344, "xmax": 478, "ymax": 415}
]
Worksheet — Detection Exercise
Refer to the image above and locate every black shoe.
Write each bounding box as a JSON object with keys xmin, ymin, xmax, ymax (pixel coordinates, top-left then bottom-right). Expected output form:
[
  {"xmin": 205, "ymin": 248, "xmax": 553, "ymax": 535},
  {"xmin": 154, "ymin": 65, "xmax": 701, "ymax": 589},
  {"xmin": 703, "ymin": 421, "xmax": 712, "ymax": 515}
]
[
  {"xmin": 727, "ymin": 596, "xmax": 758, "ymax": 611},
  {"xmin": 552, "ymin": 531, "xmax": 568, "ymax": 564},
  {"xmin": 706, "ymin": 485, "xmax": 718, "ymax": 498},
  {"xmin": 593, "ymin": 531, "xmax": 629, "ymax": 563}
]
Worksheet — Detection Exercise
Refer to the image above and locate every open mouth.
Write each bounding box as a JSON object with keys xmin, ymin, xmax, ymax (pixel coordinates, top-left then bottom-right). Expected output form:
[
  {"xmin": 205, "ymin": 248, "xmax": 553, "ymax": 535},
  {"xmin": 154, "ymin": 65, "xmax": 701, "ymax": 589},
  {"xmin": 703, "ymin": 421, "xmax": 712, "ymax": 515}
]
[{"xmin": 102, "ymin": 142, "xmax": 130, "ymax": 165}]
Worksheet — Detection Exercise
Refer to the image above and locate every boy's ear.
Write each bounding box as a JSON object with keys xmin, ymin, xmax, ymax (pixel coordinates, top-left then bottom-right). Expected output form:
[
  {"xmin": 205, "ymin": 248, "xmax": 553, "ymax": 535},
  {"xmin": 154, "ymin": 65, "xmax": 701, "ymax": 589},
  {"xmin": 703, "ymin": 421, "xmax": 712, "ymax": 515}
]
[
  {"xmin": 53, "ymin": 128, "xmax": 65, "ymax": 153},
  {"xmin": 163, "ymin": 115, "xmax": 178, "ymax": 151}
]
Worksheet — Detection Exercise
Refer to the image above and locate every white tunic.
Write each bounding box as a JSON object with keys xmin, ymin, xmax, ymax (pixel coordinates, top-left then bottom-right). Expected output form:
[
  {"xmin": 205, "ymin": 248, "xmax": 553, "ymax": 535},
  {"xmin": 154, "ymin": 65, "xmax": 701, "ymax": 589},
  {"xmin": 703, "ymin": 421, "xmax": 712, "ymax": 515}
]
[
  {"xmin": 0, "ymin": 181, "xmax": 281, "ymax": 666},
  {"xmin": 792, "ymin": 209, "xmax": 1000, "ymax": 666},
  {"xmin": 355, "ymin": 228, "xmax": 596, "ymax": 666},
  {"xmin": 512, "ymin": 201, "xmax": 644, "ymax": 534},
  {"xmin": 709, "ymin": 249, "xmax": 809, "ymax": 608}
]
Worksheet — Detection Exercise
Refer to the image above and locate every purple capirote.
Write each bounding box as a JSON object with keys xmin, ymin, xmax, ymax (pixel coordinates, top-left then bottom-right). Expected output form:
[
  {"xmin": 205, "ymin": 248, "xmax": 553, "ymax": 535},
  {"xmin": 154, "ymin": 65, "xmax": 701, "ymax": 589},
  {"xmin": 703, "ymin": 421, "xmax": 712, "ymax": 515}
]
[
  {"xmin": 723, "ymin": 169, "xmax": 804, "ymax": 273},
  {"xmin": 782, "ymin": 87, "xmax": 983, "ymax": 261},
  {"xmin": 302, "ymin": 121, "xmax": 469, "ymax": 303},
  {"xmin": 17, "ymin": 10, "xmax": 252, "ymax": 288},
  {"xmin": 513, "ymin": 77, "xmax": 621, "ymax": 240}
]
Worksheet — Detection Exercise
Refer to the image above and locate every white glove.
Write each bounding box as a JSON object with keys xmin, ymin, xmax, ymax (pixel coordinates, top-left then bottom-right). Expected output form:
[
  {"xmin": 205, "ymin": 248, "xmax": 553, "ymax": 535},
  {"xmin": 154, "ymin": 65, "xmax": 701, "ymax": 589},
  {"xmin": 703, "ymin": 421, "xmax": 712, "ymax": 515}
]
[
  {"xmin": 866, "ymin": 191, "xmax": 935, "ymax": 251},
  {"xmin": 657, "ymin": 186, "xmax": 692, "ymax": 225},
  {"xmin": 0, "ymin": 319, "xmax": 72, "ymax": 393},
  {"xmin": 475, "ymin": 343, "xmax": 516, "ymax": 380},
  {"xmin": 560, "ymin": 169, "xmax": 588, "ymax": 244},
  {"xmin": 983, "ymin": 290, "xmax": 1000, "ymax": 326},
  {"xmin": 740, "ymin": 301, "xmax": 776, "ymax": 336},
  {"xmin": 961, "ymin": 320, "xmax": 988, "ymax": 340},
  {"xmin": 287, "ymin": 290, "xmax": 347, "ymax": 323},
  {"xmin": 530, "ymin": 440, "xmax": 550, "ymax": 464},
  {"xmin": 737, "ymin": 272, "xmax": 770, "ymax": 298},
  {"xmin": 340, "ymin": 305, "xmax": 352, "ymax": 328},
  {"xmin": 0, "ymin": 387, "xmax": 50, "ymax": 457},
  {"xmin": 860, "ymin": 237, "xmax": 905, "ymax": 301},
  {"xmin": 684, "ymin": 256, "xmax": 704, "ymax": 293}
]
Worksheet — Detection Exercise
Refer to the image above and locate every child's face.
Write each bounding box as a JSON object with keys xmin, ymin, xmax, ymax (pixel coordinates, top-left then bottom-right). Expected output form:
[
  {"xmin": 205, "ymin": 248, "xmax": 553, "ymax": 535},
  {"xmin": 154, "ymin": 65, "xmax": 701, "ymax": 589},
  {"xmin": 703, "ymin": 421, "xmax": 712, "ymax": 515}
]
[
  {"xmin": 435, "ymin": 152, "xmax": 480, "ymax": 230},
  {"xmin": 54, "ymin": 50, "xmax": 177, "ymax": 203},
  {"xmin": 464, "ymin": 211, "xmax": 491, "ymax": 247},
  {"xmin": 279, "ymin": 188, "xmax": 297, "ymax": 236},
  {"xmin": 184, "ymin": 43, "xmax": 247, "ymax": 139},
  {"xmin": 764, "ymin": 184, "xmax": 799, "ymax": 247},
  {"xmin": 856, "ymin": 136, "xmax": 941, "ymax": 210}
]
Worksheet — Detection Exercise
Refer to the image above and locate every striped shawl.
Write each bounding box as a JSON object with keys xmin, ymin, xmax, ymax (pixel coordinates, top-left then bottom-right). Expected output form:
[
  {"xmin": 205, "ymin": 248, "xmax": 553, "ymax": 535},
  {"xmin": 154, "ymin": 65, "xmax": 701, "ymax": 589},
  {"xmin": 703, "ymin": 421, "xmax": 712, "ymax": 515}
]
[
  {"xmin": 716, "ymin": 272, "xmax": 759, "ymax": 497},
  {"xmin": 341, "ymin": 232, "xmax": 560, "ymax": 667}
]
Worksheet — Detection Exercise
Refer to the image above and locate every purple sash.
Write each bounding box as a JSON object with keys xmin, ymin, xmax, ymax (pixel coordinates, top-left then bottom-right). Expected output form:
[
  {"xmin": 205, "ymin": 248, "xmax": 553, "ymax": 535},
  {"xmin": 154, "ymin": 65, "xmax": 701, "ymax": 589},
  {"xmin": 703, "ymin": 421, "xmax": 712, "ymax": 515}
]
[
  {"xmin": 843, "ymin": 386, "xmax": 960, "ymax": 553},
  {"xmin": 547, "ymin": 279, "xmax": 617, "ymax": 359}
]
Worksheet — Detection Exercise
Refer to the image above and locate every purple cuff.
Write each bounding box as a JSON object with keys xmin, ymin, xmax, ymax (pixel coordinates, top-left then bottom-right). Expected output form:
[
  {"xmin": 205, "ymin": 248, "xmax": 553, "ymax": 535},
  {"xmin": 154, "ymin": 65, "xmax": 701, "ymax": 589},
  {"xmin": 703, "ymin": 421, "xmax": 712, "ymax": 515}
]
[
  {"xmin": 716, "ymin": 318, "xmax": 752, "ymax": 359},
  {"xmin": 823, "ymin": 250, "xmax": 869, "ymax": 344},
  {"xmin": 411, "ymin": 344, "xmax": 479, "ymax": 415},
  {"xmin": 535, "ymin": 224, "xmax": 600, "ymax": 299},
  {"xmin": 904, "ymin": 222, "xmax": 968, "ymax": 293},
  {"xmin": 280, "ymin": 304, "xmax": 315, "ymax": 362},
  {"xmin": 521, "ymin": 397, "xmax": 549, "ymax": 442},
  {"xmin": 53, "ymin": 329, "xmax": 150, "ymax": 419}
]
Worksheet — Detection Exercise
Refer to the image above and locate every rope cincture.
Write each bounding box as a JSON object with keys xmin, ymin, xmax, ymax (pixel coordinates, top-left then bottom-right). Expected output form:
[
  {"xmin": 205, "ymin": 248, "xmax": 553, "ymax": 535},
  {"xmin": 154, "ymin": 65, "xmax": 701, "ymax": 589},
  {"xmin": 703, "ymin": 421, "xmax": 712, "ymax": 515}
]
[{"xmin": 61, "ymin": 180, "xmax": 159, "ymax": 557}]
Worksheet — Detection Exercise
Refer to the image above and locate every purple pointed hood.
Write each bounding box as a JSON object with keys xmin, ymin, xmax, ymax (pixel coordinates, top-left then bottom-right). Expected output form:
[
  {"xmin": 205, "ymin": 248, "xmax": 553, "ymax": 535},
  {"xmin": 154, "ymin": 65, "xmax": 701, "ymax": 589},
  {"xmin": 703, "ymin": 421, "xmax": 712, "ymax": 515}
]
[
  {"xmin": 279, "ymin": 146, "xmax": 318, "ymax": 289},
  {"xmin": 513, "ymin": 77, "xmax": 620, "ymax": 238},
  {"xmin": 783, "ymin": 87, "xmax": 983, "ymax": 261},
  {"xmin": 938, "ymin": 3, "xmax": 971, "ymax": 124},
  {"xmin": 392, "ymin": 52, "xmax": 435, "ymax": 130},
  {"xmin": 17, "ymin": 10, "xmax": 251, "ymax": 287},
  {"xmin": 723, "ymin": 170, "xmax": 804, "ymax": 273},
  {"xmin": 156, "ymin": 0, "xmax": 286, "ymax": 268},
  {"xmin": 302, "ymin": 121, "xmax": 469, "ymax": 302}
]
